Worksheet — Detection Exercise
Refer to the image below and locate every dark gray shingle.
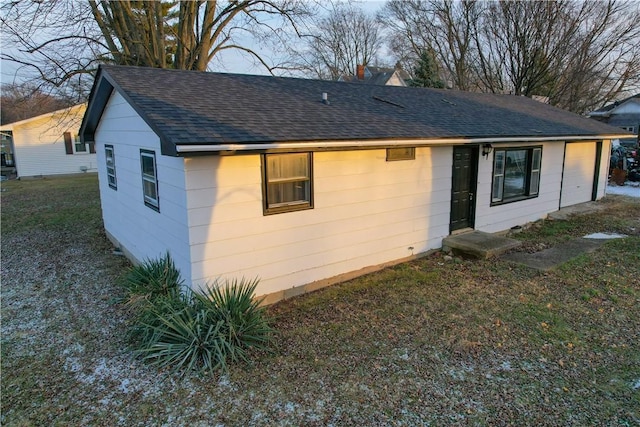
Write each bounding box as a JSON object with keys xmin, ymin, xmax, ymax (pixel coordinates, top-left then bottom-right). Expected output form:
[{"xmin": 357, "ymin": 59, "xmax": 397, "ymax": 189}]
[{"xmin": 90, "ymin": 65, "xmax": 629, "ymax": 150}]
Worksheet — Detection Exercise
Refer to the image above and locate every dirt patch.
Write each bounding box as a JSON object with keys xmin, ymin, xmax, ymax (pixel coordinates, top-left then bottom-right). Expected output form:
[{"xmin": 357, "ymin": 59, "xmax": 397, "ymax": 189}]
[{"xmin": 502, "ymin": 237, "xmax": 606, "ymax": 270}]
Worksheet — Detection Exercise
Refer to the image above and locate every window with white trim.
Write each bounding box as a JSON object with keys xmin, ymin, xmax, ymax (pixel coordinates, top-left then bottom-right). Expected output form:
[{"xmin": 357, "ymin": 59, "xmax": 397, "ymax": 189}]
[
  {"xmin": 140, "ymin": 150, "xmax": 159, "ymax": 211},
  {"xmin": 262, "ymin": 152, "xmax": 313, "ymax": 214},
  {"xmin": 105, "ymin": 145, "xmax": 117, "ymax": 190},
  {"xmin": 74, "ymin": 135, "xmax": 87, "ymax": 152},
  {"xmin": 491, "ymin": 146, "xmax": 542, "ymax": 204},
  {"xmin": 621, "ymin": 125, "xmax": 635, "ymax": 133}
]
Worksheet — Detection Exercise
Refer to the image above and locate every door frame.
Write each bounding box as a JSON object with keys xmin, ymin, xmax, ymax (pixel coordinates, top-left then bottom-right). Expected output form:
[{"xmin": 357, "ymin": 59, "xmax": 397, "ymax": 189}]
[{"xmin": 449, "ymin": 145, "xmax": 479, "ymax": 233}]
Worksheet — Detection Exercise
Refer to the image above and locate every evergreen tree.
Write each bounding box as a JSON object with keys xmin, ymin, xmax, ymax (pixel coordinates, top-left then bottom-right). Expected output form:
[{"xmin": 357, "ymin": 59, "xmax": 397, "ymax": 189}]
[{"xmin": 411, "ymin": 49, "xmax": 445, "ymax": 88}]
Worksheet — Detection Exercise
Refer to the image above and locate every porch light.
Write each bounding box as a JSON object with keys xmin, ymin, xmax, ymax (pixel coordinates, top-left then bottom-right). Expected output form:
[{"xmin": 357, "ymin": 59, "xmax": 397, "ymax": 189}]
[{"xmin": 482, "ymin": 143, "xmax": 493, "ymax": 158}]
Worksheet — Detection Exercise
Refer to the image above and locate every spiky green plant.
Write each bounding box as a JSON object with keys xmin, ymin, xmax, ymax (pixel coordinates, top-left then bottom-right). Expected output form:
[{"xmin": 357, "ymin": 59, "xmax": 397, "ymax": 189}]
[
  {"xmin": 121, "ymin": 252, "xmax": 185, "ymax": 343},
  {"xmin": 136, "ymin": 277, "xmax": 272, "ymax": 376},
  {"xmin": 122, "ymin": 252, "xmax": 183, "ymax": 308}
]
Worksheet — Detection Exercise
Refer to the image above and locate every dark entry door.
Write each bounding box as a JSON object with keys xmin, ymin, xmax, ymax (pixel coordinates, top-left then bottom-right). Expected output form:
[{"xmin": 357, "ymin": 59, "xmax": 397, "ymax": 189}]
[{"xmin": 450, "ymin": 146, "xmax": 478, "ymax": 232}]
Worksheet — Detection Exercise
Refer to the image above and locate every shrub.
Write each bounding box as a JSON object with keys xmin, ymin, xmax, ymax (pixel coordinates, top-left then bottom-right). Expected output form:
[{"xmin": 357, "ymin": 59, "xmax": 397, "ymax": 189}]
[
  {"xmin": 122, "ymin": 252, "xmax": 183, "ymax": 307},
  {"xmin": 121, "ymin": 253, "xmax": 185, "ymax": 343},
  {"xmin": 123, "ymin": 262, "xmax": 272, "ymax": 376}
]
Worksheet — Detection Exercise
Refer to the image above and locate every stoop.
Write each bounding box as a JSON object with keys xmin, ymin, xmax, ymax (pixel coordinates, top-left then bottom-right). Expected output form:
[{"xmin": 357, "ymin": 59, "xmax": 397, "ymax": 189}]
[{"xmin": 442, "ymin": 230, "xmax": 521, "ymax": 259}]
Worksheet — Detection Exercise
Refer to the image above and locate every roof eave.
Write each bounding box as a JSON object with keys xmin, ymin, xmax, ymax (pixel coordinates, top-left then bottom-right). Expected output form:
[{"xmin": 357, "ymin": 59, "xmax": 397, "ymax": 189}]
[
  {"xmin": 80, "ymin": 66, "xmax": 111, "ymax": 145},
  {"xmin": 80, "ymin": 65, "xmax": 178, "ymax": 156},
  {"xmin": 175, "ymin": 134, "xmax": 630, "ymax": 155}
]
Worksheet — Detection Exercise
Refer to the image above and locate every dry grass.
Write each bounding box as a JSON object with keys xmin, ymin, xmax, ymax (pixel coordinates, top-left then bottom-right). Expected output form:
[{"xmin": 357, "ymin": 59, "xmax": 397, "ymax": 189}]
[{"xmin": 2, "ymin": 175, "xmax": 639, "ymax": 426}]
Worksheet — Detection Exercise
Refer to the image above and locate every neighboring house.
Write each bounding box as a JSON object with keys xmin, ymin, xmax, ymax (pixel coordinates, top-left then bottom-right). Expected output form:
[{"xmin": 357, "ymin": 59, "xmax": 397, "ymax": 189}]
[
  {"xmin": 338, "ymin": 64, "xmax": 411, "ymax": 86},
  {"xmin": 0, "ymin": 104, "xmax": 97, "ymax": 178},
  {"xmin": 1, "ymin": 130, "xmax": 16, "ymax": 178},
  {"xmin": 80, "ymin": 65, "xmax": 630, "ymax": 303},
  {"xmin": 588, "ymin": 94, "xmax": 640, "ymax": 147}
]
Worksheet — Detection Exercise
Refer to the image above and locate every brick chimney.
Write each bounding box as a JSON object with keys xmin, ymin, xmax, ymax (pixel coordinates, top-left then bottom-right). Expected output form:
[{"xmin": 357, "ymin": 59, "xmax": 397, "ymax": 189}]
[{"xmin": 356, "ymin": 64, "xmax": 365, "ymax": 80}]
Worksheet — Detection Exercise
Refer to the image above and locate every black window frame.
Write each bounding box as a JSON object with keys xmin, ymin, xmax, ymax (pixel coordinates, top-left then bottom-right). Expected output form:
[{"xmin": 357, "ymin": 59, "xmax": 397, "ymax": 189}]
[
  {"xmin": 261, "ymin": 152, "xmax": 313, "ymax": 215},
  {"xmin": 140, "ymin": 149, "xmax": 159, "ymax": 211},
  {"xmin": 386, "ymin": 147, "xmax": 416, "ymax": 161},
  {"xmin": 105, "ymin": 144, "xmax": 117, "ymax": 190},
  {"xmin": 491, "ymin": 146, "xmax": 542, "ymax": 206}
]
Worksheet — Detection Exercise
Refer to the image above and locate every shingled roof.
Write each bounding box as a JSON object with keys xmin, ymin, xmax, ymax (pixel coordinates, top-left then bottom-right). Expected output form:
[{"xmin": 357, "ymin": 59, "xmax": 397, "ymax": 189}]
[{"xmin": 81, "ymin": 65, "xmax": 631, "ymax": 156}]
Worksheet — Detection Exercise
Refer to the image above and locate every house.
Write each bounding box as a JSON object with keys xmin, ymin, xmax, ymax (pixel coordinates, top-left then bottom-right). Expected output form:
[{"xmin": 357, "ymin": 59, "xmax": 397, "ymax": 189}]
[
  {"xmin": 80, "ymin": 65, "xmax": 630, "ymax": 303},
  {"xmin": 0, "ymin": 104, "xmax": 97, "ymax": 178},
  {"xmin": 588, "ymin": 94, "xmax": 640, "ymax": 147},
  {"xmin": 338, "ymin": 64, "xmax": 411, "ymax": 86}
]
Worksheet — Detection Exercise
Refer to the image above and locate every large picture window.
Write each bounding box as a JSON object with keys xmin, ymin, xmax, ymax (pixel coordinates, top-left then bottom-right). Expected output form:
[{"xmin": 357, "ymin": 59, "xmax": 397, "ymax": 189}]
[
  {"xmin": 492, "ymin": 147, "xmax": 541, "ymax": 204},
  {"xmin": 105, "ymin": 145, "xmax": 117, "ymax": 190},
  {"xmin": 262, "ymin": 152, "xmax": 313, "ymax": 214},
  {"xmin": 140, "ymin": 150, "xmax": 159, "ymax": 211}
]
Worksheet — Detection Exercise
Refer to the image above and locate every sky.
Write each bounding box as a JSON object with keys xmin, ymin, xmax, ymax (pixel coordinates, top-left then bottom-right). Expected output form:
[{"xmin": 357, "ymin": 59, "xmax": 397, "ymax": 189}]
[{"xmin": 0, "ymin": 0, "xmax": 388, "ymax": 88}]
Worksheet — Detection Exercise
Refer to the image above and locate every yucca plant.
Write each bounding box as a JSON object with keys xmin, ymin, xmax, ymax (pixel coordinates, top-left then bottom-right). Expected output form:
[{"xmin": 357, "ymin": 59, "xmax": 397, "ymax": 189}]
[
  {"xmin": 121, "ymin": 252, "xmax": 185, "ymax": 343},
  {"xmin": 122, "ymin": 252, "xmax": 183, "ymax": 308},
  {"xmin": 136, "ymin": 277, "xmax": 273, "ymax": 376}
]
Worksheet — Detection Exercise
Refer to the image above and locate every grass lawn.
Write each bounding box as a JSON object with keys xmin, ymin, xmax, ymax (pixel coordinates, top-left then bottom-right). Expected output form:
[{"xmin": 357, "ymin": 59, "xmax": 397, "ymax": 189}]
[{"xmin": 2, "ymin": 175, "xmax": 639, "ymax": 426}]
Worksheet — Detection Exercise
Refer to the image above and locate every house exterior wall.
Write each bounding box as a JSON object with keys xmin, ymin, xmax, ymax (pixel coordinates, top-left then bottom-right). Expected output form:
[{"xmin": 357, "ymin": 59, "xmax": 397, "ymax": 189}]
[
  {"xmin": 7, "ymin": 105, "xmax": 97, "ymax": 177},
  {"xmin": 385, "ymin": 73, "xmax": 407, "ymax": 87},
  {"xmin": 184, "ymin": 147, "xmax": 453, "ymax": 297},
  {"xmin": 94, "ymin": 92, "xmax": 192, "ymax": 283},
  {"xmin": 609, "ymin": 101, "xmax": 640, "ymax": 115},
  {"xmin": 474, "ymin": 141, "xmax": 565, "ymax": 233}
]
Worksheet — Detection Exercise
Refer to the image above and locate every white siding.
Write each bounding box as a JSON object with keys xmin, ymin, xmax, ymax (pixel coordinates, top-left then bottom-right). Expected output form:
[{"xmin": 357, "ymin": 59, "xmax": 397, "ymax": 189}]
[
  {"xmin": 95, "ymin": 92, "xmax": 191, "ymax": 283},
  {"xmin": 475, "ymin": 142, "xmax": 564, "ymax": 233},
  {"xmin": 386, "ymin": 73, "xmax": 407, "ymax": 87},
  {"xmin": 610, "ymin": 102, "xmax": 640, "ymax": 115},
  {"xmin": 185, "ymin": 147, "xmax": 452, "ymax": 297},
  {"xmin": 560, "ymin": 142, "xmax": 596, "ymax": 208},
  {"xmin": 9, "ymin": 105, "xmax": 97, "ymax": 177}
]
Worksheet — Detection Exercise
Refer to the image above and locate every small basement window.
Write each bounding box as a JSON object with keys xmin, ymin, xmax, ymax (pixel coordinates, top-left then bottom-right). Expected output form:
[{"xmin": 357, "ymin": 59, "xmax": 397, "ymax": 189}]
[
  {"xmin": 140, "ymin": 150, "xmax": 159, "ymax": 211},
  {"xmin": 386, "ymin": 147, "xmax": 415, "ymax": 161},
  {"xmin": 105, "ymin": 145, "xmax": 117, "ymax": 190},
  {"xmin": 262, "ymin": 152, "xmax": 313, "ymax": 215},
  {"xmin": 491, "ymin": 146, "xmax": 542, "ymax": 205}
]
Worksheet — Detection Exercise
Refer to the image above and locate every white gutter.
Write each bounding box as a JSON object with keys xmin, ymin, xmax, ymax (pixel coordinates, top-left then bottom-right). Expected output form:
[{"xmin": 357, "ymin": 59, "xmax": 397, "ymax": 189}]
[{"xmin": 176, "ymin": 134, "xmax": 631, "ymax": 153}]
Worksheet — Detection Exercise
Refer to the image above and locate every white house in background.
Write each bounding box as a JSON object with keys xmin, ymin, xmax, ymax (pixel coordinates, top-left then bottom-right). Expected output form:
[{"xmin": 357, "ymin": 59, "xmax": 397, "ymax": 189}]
[
  {"xmin": 80, "ymin": 65, "xmax": 631, "ymax": 303},
  {"xmin": 0, "ymin": 104, "xmax": 97, "ymax": 178},
  {"xmin": 338, "ymin": 64, "xmax": 411, "ymax": 86},
  {"xmin": 588, "ymin": 94, "xmax": 640, "ymax": 147}
]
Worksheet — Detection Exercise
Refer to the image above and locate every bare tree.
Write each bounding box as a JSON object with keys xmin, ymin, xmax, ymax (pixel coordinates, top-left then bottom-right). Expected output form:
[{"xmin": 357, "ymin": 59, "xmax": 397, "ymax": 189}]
[
  {"xmin": 380, "ymin": 0, "xmax": 481, "ymax": 90},
  {"xmin": 1, "ymin": 0, "xmax": 313, "ymax": 96},
  {"xmin": 380, "ymin": 0, "xmax": 640, "ymax": 113},
  {"xmin": 0, "ymin": 83, "xmax": 76, "ymax": 125},
  {"xmin": 293, "ymin": 2, "xmax": 384, "ymax": 80},
  {"xmin": 547, "ymin": 1, "xmax": 640, "ymax": 113}
]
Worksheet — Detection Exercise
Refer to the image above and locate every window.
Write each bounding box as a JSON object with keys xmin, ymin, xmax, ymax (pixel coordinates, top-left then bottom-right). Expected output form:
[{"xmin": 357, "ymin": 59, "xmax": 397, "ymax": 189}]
[
  {"xmin": 386, "ymin": 147, "xmax": 415, "ymax": 161},
  {"xmin": 262, "ymin": 152, "xmax": 312, "ymax": 214},
  {"xmin": 491, "ymin": 147, "xmax": 542, "ymax": 204},
  {"xmin": 105, "ymin": 145, "xmax": 117, "ymax": 190},
  {"xmin": 74, "ymin": 135, "xmax": 87, "ymax": 153},
  {"xmin": 140, "ymin": 150, "xmax": 159, "ymax": 211},
  {"xmin": 621, "ymin": 126, "xmax": 635, "ymax": 133}
]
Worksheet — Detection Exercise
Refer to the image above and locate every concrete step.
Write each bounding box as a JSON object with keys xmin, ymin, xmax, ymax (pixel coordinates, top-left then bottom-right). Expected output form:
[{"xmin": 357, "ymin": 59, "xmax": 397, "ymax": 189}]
[{"xmin": 442, "ymin": 230, "xmax": 521, "ymax": 259}]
